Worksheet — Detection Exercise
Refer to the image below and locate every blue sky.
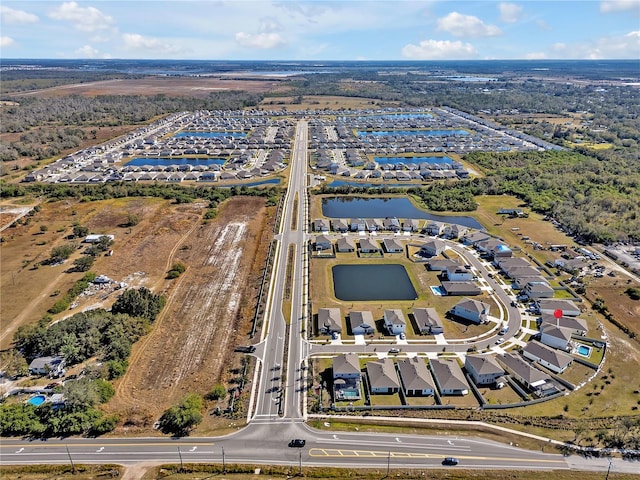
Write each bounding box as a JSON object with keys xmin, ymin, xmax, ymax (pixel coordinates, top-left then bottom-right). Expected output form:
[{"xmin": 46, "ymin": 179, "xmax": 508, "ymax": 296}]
[{"xmin": 1, "ymin": 1, "xmax": 639, "ymax": 60}]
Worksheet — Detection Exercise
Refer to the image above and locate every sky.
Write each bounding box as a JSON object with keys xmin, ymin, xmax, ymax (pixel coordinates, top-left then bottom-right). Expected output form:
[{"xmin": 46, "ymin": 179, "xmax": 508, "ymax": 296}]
[{"xmin": 1, "ymin": 1, "xmax": 639, "ymax": 61}]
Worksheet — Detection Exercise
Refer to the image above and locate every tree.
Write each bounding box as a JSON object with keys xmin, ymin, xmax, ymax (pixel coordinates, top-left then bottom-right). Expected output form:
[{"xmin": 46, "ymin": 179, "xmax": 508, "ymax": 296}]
[
  {"xmin": 72, "ymin": 224, "xmax": 89, "ymax": 239},
  {"xmin": 39, "ymin": 225, "xmax": 48, "ymax": 233},
  {"xmin": 73, "ymin": 255, "xmax": 95, "ymax": 272},
  {"xmin": 206, "ymin": 384, "xmax": 227, "ymax": 401},
  {"xmin": 49, "ymin": 243, "xmax": 75, "ymax": 263},
  {"xmin": 111, "ymin": 287, "xmax": 166, "ymax": 322},
  {"xmin": 158, "ymin": 393, "xmax": 203, "ymax": 436}
]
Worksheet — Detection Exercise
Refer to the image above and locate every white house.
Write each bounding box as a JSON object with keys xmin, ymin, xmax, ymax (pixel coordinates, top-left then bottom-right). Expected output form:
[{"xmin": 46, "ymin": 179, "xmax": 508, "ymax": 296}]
[
  {"xmin": 419, "ymin": 239, "xmax": 446, "ymax": 257},
  {"xmin": 383, "ymin": 309, "xmax": 406, "ymax": 335},
  {"xmin": 523, "ymin": 342, "xmax": 573, "ymax": 374},
  {"xmin": 397, "ymin": 357, "xmax": 435, "ymax": 396},
  {"xmin": 28, "ymin": 356, "xmax": 65, "ymax": 377},
  {"xmin": 465, "ymin": 355, "xmax": 505, "ymax": 386},
  {"xmin": 450, "ymin": 298, "xmax": 490, "ymax": 324},
  {"xmin": 539, "ymin": 324, "xmax": 572, "ymax": 350}
]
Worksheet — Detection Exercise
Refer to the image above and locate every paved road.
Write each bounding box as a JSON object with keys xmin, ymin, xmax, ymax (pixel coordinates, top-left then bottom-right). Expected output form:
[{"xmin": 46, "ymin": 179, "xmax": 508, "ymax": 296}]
[{"xmin": 3, "ymin": 119, "xmax": 636, "ymax": 476}]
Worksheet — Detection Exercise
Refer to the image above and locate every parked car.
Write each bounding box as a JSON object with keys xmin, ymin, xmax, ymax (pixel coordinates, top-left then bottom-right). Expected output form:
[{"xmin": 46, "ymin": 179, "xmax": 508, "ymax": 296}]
[{"xmin": 289, "ymin": 439, "xmax": 306, "ymax": 448}]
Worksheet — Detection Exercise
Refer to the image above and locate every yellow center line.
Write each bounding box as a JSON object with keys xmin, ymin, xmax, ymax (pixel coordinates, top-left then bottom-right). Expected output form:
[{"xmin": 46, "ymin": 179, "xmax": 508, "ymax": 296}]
[
  {"xmin": 308, "ymin": 448, "xmax": 565, "ymax": 464},
  {"xmin": 0, "ymin": 442, "xmax": 214, "ymax": 448}
]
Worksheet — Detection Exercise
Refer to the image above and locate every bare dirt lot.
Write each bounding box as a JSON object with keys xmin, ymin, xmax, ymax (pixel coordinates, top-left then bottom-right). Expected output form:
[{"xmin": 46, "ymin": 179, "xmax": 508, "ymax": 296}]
[{"xmin": 10, "ymin": 77, "xmax": 287, "ymax": 98}]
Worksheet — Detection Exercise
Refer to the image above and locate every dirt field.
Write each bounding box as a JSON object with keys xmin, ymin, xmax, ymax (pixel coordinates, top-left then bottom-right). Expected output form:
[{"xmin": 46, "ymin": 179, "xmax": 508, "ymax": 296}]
[
  {"xmin": 106, "ymin": 196, "xmax": 272, "ymax": 431},
  {"xmin": 9, "ymin": 77, "xmax": 287, "ymax": 99}
]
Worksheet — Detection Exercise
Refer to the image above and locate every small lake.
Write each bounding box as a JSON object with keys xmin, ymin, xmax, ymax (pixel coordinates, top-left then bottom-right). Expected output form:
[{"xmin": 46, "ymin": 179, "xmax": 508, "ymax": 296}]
[
  {"xmin": 126, "ymin": 157, "xmax": 226, "ymax": 167},
  {"xmin": 174, "ymin": 131, "xmax": 247, "ymax": 138},
  {"xmin": 327, "ymin": 181, "xmax": 423, "ymax": 188},
  {"xmin": 219, "ymin": 178, "xmax": 281, "ymax": 188},
  {"xmin": 333, "ymin": 264, "xmax": 417, "ymax": 301},
  {"xmin": 356, "ymin": 130, "xmax": 469, "ymax": 137},
  {"xmin": 322, "ymin": 197, "xmax": 484, "ymax": 230},
  {"xmin": 374, "ymin": 156, "xmax": 454, "ymax": 165},
  {"xmin": 358, "ymin": 113, "xmax": 433, "ymax": 120}
]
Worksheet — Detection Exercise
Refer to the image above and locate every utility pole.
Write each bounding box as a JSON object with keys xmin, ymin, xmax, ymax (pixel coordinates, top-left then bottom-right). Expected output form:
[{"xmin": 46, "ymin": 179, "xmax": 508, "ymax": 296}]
[
  {"xmin": 299, "ymin": 449, "xmax": 302, "ymax": 475},
  {"xmin": 177, "ymin": 446, "xmax": 184, "ymax": 471},
  {"xmin": 385, "ymin": 450, "xmax": 391, "ymax": 478},
  {"xmin": 222, "ymin": 445, "xmax": 226, "ymax": 473},
  {"xmin": 65, "ymin": 444, "xmax": 76, "ymax": 474},
  {"xmin": 605, "ymin": 458, "xmax": 613, "ymax": 480}
]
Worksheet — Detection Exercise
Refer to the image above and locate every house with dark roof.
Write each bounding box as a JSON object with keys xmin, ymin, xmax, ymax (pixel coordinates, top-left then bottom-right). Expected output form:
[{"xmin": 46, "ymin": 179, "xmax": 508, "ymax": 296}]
[
  {"xmin": 430, "ymin": 358, "xmax": 469, "ymax": 395},
  {"xmin": 538, "ymin": 314, "xmax": 587, "ymax": 336},
  {"xmin": 402, "ymin": 219, "xmax": 419, "ymax": 232},
  {"xmin": 383, "ymin": 309, "xmax": 407, "ymax": 335},
  {"xmin": 413, "ymin": 307, "xmax": 444, "ymax": 335},
  {"xmin": 350, "ymin": 218, "xmax": 366, "ymax": 232},
  {"xmin": 382, "ymin": 217, "xmax": 401, "ymax": 232},
  {"xmin": 450, "ymin": 298, "xmax": 490, "ymax": 324},
  {"xmin": 366, "ymin": 358, "xmax": 400, "ymax": 394},
  {"xmin": 537, "ymin": 299, "xmax": 581, "ymax": 317},
  {"xmin": 397, "ymin": 357, "xmax": 435, "ymax": 396},
  {"xmin": 331, "ymin": 218, "xmax": 349, "ymax": 232},
  {"xmin": 348, "ymin": 311, "xmax": 375, "ymax": 336},
  {"xmin": 313, "ymin": 218, "xmax": 330, "ymax": 233},
  {"xmin": 498, "ymin": 353, "xmax": 554, "ymax": 396},
  {"xmin": 523, "ymin": 342, "xmax": 573, "ymax": 374},
  {"xmin": 461, "ymin": 231, "xmax": 491, "ymax": 246},
  {"xmin": 539, "ymin": 324, "xmax": 573, "ymax": 350},
  {"xmin": 318, "ymin": 308, "xmax": 343, "ymax": 335},
  {"xmin": 523, "ymin": 282, "xmax": 555, "ymax": 299},
  {"xmin": 443, "ymin": 266, "xmax": 473, "ymax": 282},
  {"xmin": 427, "ymin": 258, "xmax": 459, "ymax": 271},
  {"xmin": 465, "ymin": 355, "xmax": 505, "ymax": 386},
  {"xmin": 425, "ymin": 221, "xmax": 445, "ymax": 236}
]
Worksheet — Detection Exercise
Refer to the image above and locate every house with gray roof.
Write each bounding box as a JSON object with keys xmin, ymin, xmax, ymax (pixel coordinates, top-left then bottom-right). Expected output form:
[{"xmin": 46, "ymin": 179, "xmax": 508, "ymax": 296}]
[
  {"xmin": 350, "ymin": 218, "xmax": 366, "ymax": 232},
  {"xmin": 397, "ymin": 357, "xmax": 435, "ymax": 396},
  {"xmin": 366, "ymin": 358, "xmax": 400, "ymax": 394},
  {"xmin": 538, "ymin": 314, "xmax": 587, "ymax": 336},
  {"xmin": 537, "ymin": 299, "xmax": 581, "ymax": 317},
  {"xmin": 313, "ymin": 235, "xmax": 332, "ymax": 251},
  {"xmin": 383, "ymin": 238, "xmax": 404, "ymax": 253},
  {"xmin": 313, "ymin": 218, "xmax": 330, "ymax": 233},
  {"xmin": 498, "ymin": 353, "xmax": 555, "ymax": 395},
  {"xmin": 523, "ymin": 342, "xmax": 573, "ymax": 374},
  {"xmin": 333, "ymin": 354, "xmax": 362, "ymax": 401},
  {"xmin": 382, "ymin": 217, "xmax": 401, "ymax": 232},
  {"xmin": 359, "ymin": 238, "xmax": 381, "ymax": 254},
  {"xmin": 539, "ymin": 324, "xmax": 572, "ymax": 351},
  {"xmin": 28, "ymin": 356, "xmax": 65, "ymax": 377},
  {"xmin": 413, "ymin": 307, "xmax": 443, "ymax": 335},
  {"xmin": 523, "ymin": 282, "xmax": 555, "ymax": 299},
  {"xmin": 465, "ymin": 355, "xmax": 505, "ymax": 386},
  {"xmin": 450, "ymin": 298, "xmax": 490, "ymax": 324},
  {"xmin": 425, "ymin": 221, "xmax": 445, "ymax": 236},
  {"xmin": 427, "ymin": 259, "xmax": 459, "ymax": 271},
  {"xmin": 443, "ymin": 266, "xmax": 473, "ymax": 282},
  {"xmin": 419, "ymin": 239, "xmax": 446, "ymax": 257},
  {"xmin": 402, "ymin": 219, "xmax": 419, "ymax": 232},
  {"xmin": 430, "ymin": 358, "xmax": 469, "ymax": 395},
  {"xmin": 383, "ymin": 309, "xmax": 406, "ymax": 335},
  {"xmin": 348, "ymin": 311, "xmax": 375, "ymax": 336},
  {"xmin": 336, "ymin": 237, "xmax": 356, "ymax": 253},
  {"xmin": 331, "ymin": 218, "xmax": 349, "ymax": 232},
  {"xmin": 441, "ymin": 281, "xmax": 481, "ymax": 296},
  {"xmin": 318, "ymin": 308, "xmax": 342, "ymax": 335}
]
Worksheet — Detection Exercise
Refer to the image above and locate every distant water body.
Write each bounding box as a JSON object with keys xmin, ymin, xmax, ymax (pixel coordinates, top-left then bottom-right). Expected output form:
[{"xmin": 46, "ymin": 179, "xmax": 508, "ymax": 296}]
[{"xmin": 357, "ymin": 130, "xmax": 469, "ymax": 137}]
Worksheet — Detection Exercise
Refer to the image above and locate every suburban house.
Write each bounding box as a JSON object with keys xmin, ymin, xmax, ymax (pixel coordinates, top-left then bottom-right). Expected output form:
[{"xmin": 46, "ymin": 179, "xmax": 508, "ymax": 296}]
[
  {"xmin": 442, "ymin": 224, "xmax": 467, "ymax": 240},
  {"xmin": 419, "ymin": 239, "xmax": 446, "ymax": 257},
  {"xmin": 523, "ymin": 282, "xmax": 555, "ymax": 299},
  {"xmin": 332, "ymin": 354, "xmax": 362, "ymax": 401},
  {"xmin": 402, "ymin": 219, "xmax": 419, "ymax": 232},
  {"xmin": 498, "ymin": 353, "xmax": 558, "ymax": 397},
  {"xmin": 336, "ymin": 237, "xmax": 356, "ymax": 253},
  {"xmin": 365, "ymin": 218, "xmax": 383, "ymax": 232},
  {"xmin": 427, "ymin": 258, "xmax": 459, "ymax": 271},
  {"xmin": 397, "ymin": 357, "xmax": 435, "ymax": 396},
  {"xmin": 382, "ymin": 238, "xmax": 404, "ymax": 253},
  {"xmin": 366, "ymin": 358, "xmax": 400, "ymax": 394},
  {"xmin": 313, "ymin": 235, "xmax": 332, "ymax": 251},
  {"xmin": 538, "ymin": 314, "xmax": 588, "ymax": 336},
  {"xmin": 412, "ymin": 307, "xmax": 444, "ymax": 335},
  {"xmin": 523, "ymin": 342, "xmax": 574, "ymax": 374},
  {"xmin": 28, "ymin": 355, "xmax": 65, "ymax": 377},
  {"xmin": 430, "ymin": 358, "xmax": 470, "ymax": 395},
  {"xmin": 496, "ymin": 257, "xmax": 532, "ymax": 271},
  {"xmin": 441, "ymin": 281, "xmax": 481, "ymax": 296},
  {"xmin": 503, "ymin": 265, "xmax": 542, "ymax": 280},
  {"xmin": 450, "ymin": 298, "xmax": 490, "ymax": 324},
  {"xmin": 465, "ymin": 355, "xmax": 505, "ymax": 386},
  {"xmin": 382, "ymin": 217, "xmax": 401, "ymax": 232},
  {"xmin": 348, "ymin": 311, "xmax": 376, "ymax": 335},
  {"xmin": 443, "ymin": 265, "xmax": 473, "ymax": 281},
  {"xmin": 313, "ymin": 218, "xmax": 330, "ymax": 233},
  {"xmin": 318, "ymin": 308, "xmax": 343, "ymax": 335},
  {"xmin": 461, "ymin": 231, "xmax": 491, "ymax": 246},
  {"xmin": 537, "ymin": 299, "xmax": 581, "ymax": 317},
  {"xmin": 424, "ymin": 221, "xmax": 445, "ymax": 236},
  {"xmin": 383, "ymin": 309, "xmax": 407, "ymax": 335},
  {"xmin": 539, "ymin": 323, "xmax": 573, "ymax": 350},
  {"xmin": 359, "ymin": 238, "xmax": 381, "ymax": 254},
  {"xmin": 477, "ymin": 239, "xmax": 513, "ymax": 259},
  {"xmin": 331, "ymin": 218, "xmax": 349, "ymax": 233},
  {"xmin": 350, "ymin": 218, "xmax": 366, "ymax": 232},
  {"xmin": 513, "ymin": 276, "xmax": 549, "ymax": 290}
]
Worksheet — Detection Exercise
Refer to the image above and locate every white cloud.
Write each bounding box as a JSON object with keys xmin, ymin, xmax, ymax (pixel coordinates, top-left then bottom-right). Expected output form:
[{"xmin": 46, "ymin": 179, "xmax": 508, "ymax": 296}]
[
  {"xmin": 402, "ymin": 39, "xmax": 477, "ymax": 59},
  {"xmin": 600, "ymin": 0, "xmax": 640, "ymax": 13},
  {"xmin": 235, "ymin": 32, "xmax": 286, "ymax": 49},
  {"xmin": 49, "ymin": 2, "xmax": 114, "ymax": 32},
  {"xmin": 75, "ymin": 45, "xmax": 110, "ymax": 59},
  {"xmin": 437, "ymin": 12, "xmax": 502, "ymax": 38},
  {"xmin": 0, "ymin": 36, "xmax": 15, "ymax": 48},
  {"xmin": 121, "ymin": 33, "xmax": 182, "ymax": 54},
  {"xmin": 498, "ymin": 3, "xmax": 523, "ymax": 23},
  {"xmin": 0, "ymin": 6, "xmax": 38, "ymax": 24},
  {"xmin": 550, "ymin": 30, "xmax": 640, "ymax": 58}
]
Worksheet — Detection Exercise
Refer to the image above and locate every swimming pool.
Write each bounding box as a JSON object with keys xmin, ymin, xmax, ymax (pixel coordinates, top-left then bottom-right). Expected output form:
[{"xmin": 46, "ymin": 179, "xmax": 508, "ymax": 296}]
[
  {"xmin": 576, "ymin": 345, "xmax": 592, "ymax": 357},
  {"xmin": 27, "ymin": 395, "xmax": 46, "ymax": 406}
]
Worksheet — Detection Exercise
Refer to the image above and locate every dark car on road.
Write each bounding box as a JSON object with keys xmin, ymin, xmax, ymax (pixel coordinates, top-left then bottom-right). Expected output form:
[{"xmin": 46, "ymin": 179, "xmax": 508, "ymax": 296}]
[
  {"xmin": 234, "ymin": 345, "xmax": 256, "ymax": 353},
  {"xmin": 289, "ymin": 439, "xmax": 306, "ymax": 448},
  {"xmin": 442, "ymin": 457, "xmax": 459, "ymax": 465}
]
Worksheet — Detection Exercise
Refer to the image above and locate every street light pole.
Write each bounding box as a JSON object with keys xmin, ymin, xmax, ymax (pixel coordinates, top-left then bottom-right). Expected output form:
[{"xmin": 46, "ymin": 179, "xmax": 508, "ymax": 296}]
[
  {"xmin": 65, "ymin": 444, "xmax": 75, "ymax": 474},
  {"xmin": 605, "ymin": 458, "xmax": 613, "ymax": 480},
  {"xmin": 177, "ymin": 446, "xmax": 183, "ymax": 471},
  {"xmin": 386, "ymin": 450, "xmax": 391, "ymax": 478},
  {"xmin": 222, "ymin": 445, "xmax": 226, "ymax": 473}
]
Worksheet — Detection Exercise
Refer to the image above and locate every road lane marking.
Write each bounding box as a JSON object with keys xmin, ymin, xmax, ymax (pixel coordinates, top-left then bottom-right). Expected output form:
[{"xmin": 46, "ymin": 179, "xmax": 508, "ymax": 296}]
[
  {"xmin": 96, "ymin": 447, "xmax": 104, "ymax": 453},
  {"xmin": 0, "ymin": 442, "xmax": 215, "ymax": 449},
  {"xmin": 190, "ymin": 446, "xmax": 197, "ymax": 452},
  {"xmin": 308, "ymin": 448, "xmax": 566, "ymax": 464},
  {"xmin": 16, "ymin": 448, "xmax": 24, "ymax": 453}
]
